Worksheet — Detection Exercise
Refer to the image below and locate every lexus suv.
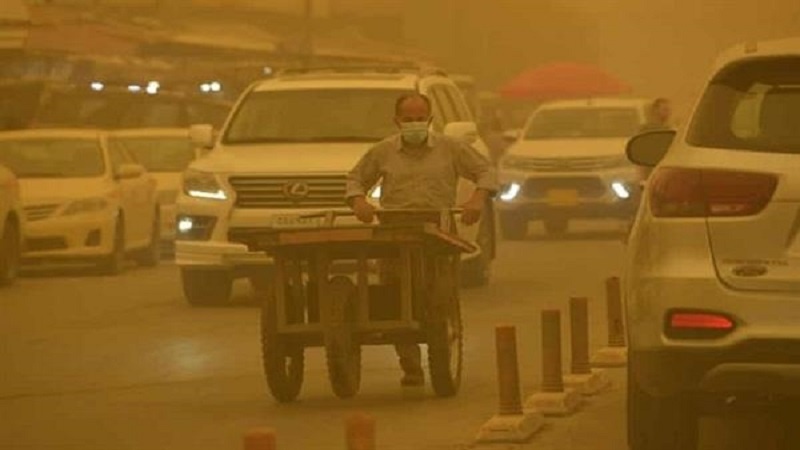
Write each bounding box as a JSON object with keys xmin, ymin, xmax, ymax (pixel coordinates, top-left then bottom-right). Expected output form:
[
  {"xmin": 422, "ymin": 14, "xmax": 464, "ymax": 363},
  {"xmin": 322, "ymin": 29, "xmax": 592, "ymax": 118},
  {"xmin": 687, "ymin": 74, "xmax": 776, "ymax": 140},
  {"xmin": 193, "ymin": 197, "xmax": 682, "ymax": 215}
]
[
  {"xmin": 625, "ymin": 38, "xmax": 800, "ymax": 450},
  {"xmin": 175, "ymin": 66, "xmax": 497, "ymax": 306},
  {"xmin": 498, "ymin": 98, "xmax": 649, "ymax": 239}
]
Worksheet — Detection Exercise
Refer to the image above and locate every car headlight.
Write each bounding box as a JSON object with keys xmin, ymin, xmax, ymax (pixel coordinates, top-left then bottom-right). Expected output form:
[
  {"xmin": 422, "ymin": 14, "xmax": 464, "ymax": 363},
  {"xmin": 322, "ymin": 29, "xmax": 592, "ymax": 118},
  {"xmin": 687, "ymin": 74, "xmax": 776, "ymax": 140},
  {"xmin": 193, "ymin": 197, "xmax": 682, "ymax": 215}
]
[
  {"xmin": 62, "ymin": 197, "xmax": 109, "ymax": 216},
  {"xmin": 499, "ymin": 182, "xmax": 521, "ymax": 202},
  {"xmin": 611, "ymin": 181, "xmax": 632, "ymax": 199},
  {"xmin": 183, "ymin": 170, "xmax": 227, "ymax": 201}
]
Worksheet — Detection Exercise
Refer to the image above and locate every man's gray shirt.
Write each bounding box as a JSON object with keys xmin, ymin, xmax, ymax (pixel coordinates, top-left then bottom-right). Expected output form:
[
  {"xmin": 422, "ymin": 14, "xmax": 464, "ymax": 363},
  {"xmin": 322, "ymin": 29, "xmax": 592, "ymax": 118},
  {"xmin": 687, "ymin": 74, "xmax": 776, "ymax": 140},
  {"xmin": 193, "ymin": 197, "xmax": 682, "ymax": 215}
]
[{"xmin": 345, "ymin": 132, "xmax": 498, "ymax": 209}]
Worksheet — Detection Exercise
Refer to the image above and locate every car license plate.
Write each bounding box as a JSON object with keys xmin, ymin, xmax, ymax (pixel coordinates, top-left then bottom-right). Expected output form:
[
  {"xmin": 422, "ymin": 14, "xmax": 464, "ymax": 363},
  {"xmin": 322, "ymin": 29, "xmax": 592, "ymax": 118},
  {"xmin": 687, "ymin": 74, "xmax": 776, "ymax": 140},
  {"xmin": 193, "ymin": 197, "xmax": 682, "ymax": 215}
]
[
  {"xmin": 272, "ymin": 214, "xmax": 324, "ymax": 229},
  {"xmin": 547, "ymin": 189, "xmax": 579, "ymax": 206}
]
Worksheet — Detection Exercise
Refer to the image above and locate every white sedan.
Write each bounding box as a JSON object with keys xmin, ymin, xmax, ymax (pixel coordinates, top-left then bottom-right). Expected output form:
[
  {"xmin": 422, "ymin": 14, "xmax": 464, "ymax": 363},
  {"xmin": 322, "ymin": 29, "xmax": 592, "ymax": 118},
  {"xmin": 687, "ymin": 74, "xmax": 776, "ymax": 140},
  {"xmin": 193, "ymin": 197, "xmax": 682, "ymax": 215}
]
[
  {"xmin": 108, "ymin": 128, "xmax": 202, "ymax": 253},
  {"xmin": 0, "ymin": 164, "xmax": 23, "ymax": 285},
  {"xmin": 0, "ymin": 130, "xmax": 160, "ymax": 274}
]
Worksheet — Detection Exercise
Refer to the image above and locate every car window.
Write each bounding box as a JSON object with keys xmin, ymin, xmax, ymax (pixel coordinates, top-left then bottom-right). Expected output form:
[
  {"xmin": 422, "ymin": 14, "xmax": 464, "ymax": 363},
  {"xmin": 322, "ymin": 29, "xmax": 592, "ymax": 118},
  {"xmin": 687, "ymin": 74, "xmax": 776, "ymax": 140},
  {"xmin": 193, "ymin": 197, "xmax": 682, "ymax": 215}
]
[
  {"xmin": 0, "ymin": 138, "xmax": 105, "ymax": 178},
  {"xmin": 108, "ymin": 144, "xmax": 135, "ymax": 172},
  {"xmin": 111, "ymin": 136, "xmax": 195, "ymax": 172},
  {"xmin": 524, "ymin": 107, "xmax": 642, "ymax": 139},
  {"xmin": 442, "ymin": 84, "xmax": 474, "ymax": 122},
  {"xmin": 187, "ymin": 102, "xmax": 231, "ymax": 129},
  {"xmin": 428, "ymin": 85, "xmax": 458, "ymax": 125},
  {"xmin": 688, "ymin": 56, "xmax": 800, "ymax": 154},
  {"xmin": 120, "ymin": 100, "xmax": 184, "ymax": 128}
]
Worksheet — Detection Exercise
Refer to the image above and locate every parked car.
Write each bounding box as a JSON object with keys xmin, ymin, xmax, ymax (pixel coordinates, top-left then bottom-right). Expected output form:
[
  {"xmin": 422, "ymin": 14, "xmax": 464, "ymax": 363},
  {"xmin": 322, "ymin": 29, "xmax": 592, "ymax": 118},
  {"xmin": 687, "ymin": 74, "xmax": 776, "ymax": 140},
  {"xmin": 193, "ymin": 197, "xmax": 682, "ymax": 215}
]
[
  {"xmin": 0, "ymin": 129, "xmax": 160, "ymax": 274},
  {"xmin": 175, "ymin": 65, "xmax": 497, "ymax": 306},
  {"xmin": 497, "ymin": 98, "xmax": 650, "ymax": 239},
  {"xmin": 108, "ymin": 128, "xmax": 203, "ymax": 254},
  {"xmin": 0, "ymin": 164, "xmax": 23, "ymax": 285},
  {"xmin": 0, "ymin": 79, "xmax": 232, "ymax": 131},
  {"xmin": 624, "ymin": 37, "xmax": 800, "ymax": 450}
]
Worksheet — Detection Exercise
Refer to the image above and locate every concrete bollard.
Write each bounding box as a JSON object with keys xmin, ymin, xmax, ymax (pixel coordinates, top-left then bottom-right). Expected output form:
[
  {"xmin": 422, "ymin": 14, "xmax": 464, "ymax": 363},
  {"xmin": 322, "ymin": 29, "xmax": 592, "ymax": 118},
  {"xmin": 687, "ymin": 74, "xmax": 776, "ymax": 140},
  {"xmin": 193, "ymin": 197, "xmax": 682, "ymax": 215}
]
[
  {"xmin": 591, "ymin": 277, "xmax": 628, "ymax": 368},
  {"xmin": 563, "ymin": 297, "xmax": 611, "ymax": 395},
  {"xmin": 243, "ymin": 428, "xmax": 277, "ymax": 450},
  {"xmin": 345, "ymin": 413, "xmax": 376, "ymax": 450},
  {"xmin": 476, "ymin": 325, "xmax": 544, "ymax": 443},
  {"xmin": 525, "ymin": 310, "xmax": 581, "ymax": 416}
]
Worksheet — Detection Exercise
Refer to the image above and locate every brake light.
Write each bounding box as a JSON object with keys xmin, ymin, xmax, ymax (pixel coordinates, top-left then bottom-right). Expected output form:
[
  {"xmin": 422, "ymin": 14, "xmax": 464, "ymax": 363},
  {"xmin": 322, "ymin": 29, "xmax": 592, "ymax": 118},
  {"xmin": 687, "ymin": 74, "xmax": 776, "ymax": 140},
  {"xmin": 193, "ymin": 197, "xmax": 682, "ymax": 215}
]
[
  {"xmin": 665, "ymin": 310, "xmax": 736, "ymax": 339},
  {"xmin": 649, "ymin": 168, "xmax": 777, "ymax": 218}
]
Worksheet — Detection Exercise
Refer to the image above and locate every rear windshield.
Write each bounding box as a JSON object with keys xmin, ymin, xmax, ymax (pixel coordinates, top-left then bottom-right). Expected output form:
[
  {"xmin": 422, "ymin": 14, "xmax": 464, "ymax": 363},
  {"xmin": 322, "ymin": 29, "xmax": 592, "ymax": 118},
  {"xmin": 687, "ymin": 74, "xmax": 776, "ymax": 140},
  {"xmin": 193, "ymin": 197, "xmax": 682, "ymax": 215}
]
[
  {"xmin": 524, "ymin": 107, "xmax": 641, "ymax": 140},
  {"xmin": 688, "ymin": 57, "xmax": 800, "ymax": 154},
  {"xmin": 0, "ymin": 138, "xmax": 105, "ymax": 178},
  {"xmin": 110, "ymin": 136, "xmax": 196, "ymax": 172},
  {"xmin": 37, "ymin": 92, "xmax": 185, "ymax": 129}
]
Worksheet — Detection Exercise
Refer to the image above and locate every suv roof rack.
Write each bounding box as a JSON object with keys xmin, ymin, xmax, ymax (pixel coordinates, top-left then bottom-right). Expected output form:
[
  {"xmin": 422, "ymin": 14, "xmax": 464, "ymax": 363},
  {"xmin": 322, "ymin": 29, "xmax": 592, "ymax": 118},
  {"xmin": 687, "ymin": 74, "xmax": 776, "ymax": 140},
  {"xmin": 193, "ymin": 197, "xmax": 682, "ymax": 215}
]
[{"xmin": 277, "ymin": 63, "xmax": 448, "ymax": 78}]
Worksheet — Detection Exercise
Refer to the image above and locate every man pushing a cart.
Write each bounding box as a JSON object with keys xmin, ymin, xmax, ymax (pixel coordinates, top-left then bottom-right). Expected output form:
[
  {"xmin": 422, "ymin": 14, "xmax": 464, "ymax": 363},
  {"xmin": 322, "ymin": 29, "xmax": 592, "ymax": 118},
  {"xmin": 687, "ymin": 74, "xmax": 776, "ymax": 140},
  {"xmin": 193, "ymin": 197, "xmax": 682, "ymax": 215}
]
[{"xmin": 345, "ymin": 93, "xmax": 498, "ymax": 387}]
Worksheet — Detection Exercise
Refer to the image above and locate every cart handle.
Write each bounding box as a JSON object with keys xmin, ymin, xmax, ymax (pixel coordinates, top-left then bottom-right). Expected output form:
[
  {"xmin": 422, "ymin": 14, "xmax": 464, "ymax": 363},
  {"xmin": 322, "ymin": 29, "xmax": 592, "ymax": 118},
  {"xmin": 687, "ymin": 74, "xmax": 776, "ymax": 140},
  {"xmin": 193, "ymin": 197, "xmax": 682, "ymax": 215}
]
[{"xmin": 300, "ymin": 208, "xmax": 464, "ymax": 227}]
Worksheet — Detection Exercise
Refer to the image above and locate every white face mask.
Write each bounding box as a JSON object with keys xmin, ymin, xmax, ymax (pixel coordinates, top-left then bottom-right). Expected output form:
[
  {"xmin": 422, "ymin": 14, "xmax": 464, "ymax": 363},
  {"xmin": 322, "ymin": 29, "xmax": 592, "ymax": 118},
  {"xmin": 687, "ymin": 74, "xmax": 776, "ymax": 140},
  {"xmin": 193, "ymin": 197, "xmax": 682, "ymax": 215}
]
[{"xmin": 399, "ymin": 121, "xmax": 430, "ymax": 146}]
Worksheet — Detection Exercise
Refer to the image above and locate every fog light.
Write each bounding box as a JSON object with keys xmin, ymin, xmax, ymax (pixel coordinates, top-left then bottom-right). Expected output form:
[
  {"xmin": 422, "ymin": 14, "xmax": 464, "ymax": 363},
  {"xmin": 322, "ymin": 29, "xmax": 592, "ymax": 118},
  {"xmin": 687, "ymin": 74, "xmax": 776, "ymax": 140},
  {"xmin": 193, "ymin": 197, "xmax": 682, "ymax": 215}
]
[
  {"xmin": 611, "ymin": 181, "xmax": 631, "ymax": 199},
  {"xmin": 500, "ymin": 183, "xmax": 521, "ymax": 202},
  {"xmin": 178, "ymin": 217, "xmax": 194, "ymax": 233}
]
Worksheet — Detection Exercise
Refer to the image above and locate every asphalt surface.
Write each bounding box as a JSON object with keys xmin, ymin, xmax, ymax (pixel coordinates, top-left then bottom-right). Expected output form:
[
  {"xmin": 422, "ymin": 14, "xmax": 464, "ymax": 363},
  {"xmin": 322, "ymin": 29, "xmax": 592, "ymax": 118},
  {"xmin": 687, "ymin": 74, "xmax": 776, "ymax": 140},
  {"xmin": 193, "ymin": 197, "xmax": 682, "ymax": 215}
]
[{"xmin": 0, "ymin": 221, "xmax": 794, "ymax": 450}]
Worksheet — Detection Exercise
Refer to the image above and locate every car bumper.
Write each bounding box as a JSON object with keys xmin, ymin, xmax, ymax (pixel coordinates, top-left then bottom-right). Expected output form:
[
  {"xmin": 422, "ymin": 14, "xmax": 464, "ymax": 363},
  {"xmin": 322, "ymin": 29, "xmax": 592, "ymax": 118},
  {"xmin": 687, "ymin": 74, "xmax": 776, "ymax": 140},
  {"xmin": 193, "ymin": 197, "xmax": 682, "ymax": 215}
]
[
  {"xmin": 160, "ymin": 203, "xmax": 177, "ymax": 241},
  {"xmin": 22, "ymin": 212, "xmax": 116, "ymax": 261}
]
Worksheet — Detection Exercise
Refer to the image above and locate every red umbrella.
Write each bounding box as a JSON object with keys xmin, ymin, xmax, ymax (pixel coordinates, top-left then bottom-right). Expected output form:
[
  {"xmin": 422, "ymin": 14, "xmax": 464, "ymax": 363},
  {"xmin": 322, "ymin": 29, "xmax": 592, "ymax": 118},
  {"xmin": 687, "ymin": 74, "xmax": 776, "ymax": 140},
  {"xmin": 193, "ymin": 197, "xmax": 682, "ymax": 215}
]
[{"xmin": 499, "ymin": 62, "xmax": 631, "ymax": 101}]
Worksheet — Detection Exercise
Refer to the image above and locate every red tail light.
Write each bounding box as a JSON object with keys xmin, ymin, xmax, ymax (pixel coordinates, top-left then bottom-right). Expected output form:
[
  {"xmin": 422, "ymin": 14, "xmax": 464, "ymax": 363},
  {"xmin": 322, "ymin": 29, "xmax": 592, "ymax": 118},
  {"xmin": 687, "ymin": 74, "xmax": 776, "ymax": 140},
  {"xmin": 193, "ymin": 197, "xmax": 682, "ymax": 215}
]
[
  {"xmin": 649, "ymin": 168, "xmax": 777, "ymax": 218},
  {"xmin": 665, "ymin": 310, "xmax": 736, "ymax": 339}
]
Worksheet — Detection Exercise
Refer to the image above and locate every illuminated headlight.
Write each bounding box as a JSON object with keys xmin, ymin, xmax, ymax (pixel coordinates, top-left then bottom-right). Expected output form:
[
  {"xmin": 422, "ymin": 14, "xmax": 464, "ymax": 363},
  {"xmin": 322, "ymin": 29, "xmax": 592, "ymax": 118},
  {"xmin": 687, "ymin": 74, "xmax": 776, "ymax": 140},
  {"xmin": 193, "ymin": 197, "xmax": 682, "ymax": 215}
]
[
  {"xmin": 183, "ymin": 170, "xmax": 228, "ymax": 201},
  {"xmin": 499, "ymin": 183, "xmax": 521, "ymax": 202},
  {"xmin": 178, "ymin": 217, "xmax": 195, "ymax": 233},
  {"xmin": 369, "ymin": 185, "xmax": 382, "ymax": 200},
  {"xmin": 62, "ymin": 197, "xmax": 109, "ymax": 216},
  {"xmin": 611, "ymin": 181, "xmax": 631, "ymax": 199}
]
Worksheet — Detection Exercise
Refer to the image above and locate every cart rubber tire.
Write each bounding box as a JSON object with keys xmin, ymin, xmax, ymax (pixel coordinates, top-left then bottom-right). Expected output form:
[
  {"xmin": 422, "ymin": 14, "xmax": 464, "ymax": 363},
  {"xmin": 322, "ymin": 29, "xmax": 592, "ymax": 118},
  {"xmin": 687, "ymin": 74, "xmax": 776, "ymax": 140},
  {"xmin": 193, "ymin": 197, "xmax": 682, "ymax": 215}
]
[
  {"xmin": 0, "ymin": 218, "xmax": 20, "ymax": 286},
  {"xmin": 544, "ymin": 217, "xmax": 569, "ymax": 235},
  {"xmin": 500, "ymin": 212, "xmax": 527, "ymax": 241},
  {"xmin": 181, "ymin": 268, "xmax": 233, "ymax": 306},
  {"xmin": 428, "ymin": 258, "xmax": 463, "ymax": 397},
  {"xmin": 325, "ymin": 276, "xmax": 361, "ymax": 399},
  {"xmin": 261, "ymin": 288, "xmax": 305, "ymax": 403},
  {"xmin": 628, "ymin": 367, "xmax": 698, "ymax": 450},
  {"xmin": 135, "ymin": 213, "xmax": 161, "ymax": 267},
  {"xmin": 98, "ymin": 219, "xmax": 125, "ymax": 276}
]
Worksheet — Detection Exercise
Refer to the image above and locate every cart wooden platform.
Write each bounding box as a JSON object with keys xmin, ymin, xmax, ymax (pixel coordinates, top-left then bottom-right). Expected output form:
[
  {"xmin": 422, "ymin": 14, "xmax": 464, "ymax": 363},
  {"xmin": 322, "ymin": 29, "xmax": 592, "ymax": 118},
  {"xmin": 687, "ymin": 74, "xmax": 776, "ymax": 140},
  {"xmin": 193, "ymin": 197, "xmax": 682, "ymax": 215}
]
[{"xmin": 239, "ymin": 210, "xmax": 476, "ymax": 402}]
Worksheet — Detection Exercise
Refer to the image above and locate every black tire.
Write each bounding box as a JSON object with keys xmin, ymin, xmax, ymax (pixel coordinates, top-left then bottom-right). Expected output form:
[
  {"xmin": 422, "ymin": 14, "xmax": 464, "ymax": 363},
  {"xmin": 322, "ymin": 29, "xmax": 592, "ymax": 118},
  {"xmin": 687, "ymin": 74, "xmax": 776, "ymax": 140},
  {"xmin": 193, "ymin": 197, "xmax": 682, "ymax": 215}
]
[
  {"xmin": 98, "ymin": 220, "xmax": 125, "ymax": 276},
  {"xmin": 135, "ymin": 213, "xmax": 161, "ymax": 267},
  {"xmin": 0, "ymin": 219, "xmax": 20, "ymax": 286},
  {"xmin": 261, "ymin": 287, "xmax": 305, "ymax": 403},
  {"xmin": 325, "ymin": 276, "xmax": 361, "ymax": 399},
  {"xmin": 428, "ymin": 257, "xmax": 463, "ymax": 397},
  {"xmin": 461, "ymin": 212, "xmax": 494, "ymax": 288},
  {"xmin": 628, "ymin": 370, "xmax": 698, "ymax": 450},
  {"xmin": 500, "ymin": 212, "xmax": 527, "ymax": 241},
  {"xmin": 181, "ymin": 268, "xmax": 233, "ymax": 306},
  {"xmin": 544, "ymin": 217, "xmax": 569, "ymax": 235}
]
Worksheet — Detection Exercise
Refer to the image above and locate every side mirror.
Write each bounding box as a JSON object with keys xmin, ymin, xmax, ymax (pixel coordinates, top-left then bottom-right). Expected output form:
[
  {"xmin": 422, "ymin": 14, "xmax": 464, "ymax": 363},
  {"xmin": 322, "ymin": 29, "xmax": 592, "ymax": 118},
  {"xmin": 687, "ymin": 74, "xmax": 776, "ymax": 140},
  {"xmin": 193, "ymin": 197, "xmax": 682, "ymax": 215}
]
[
  {"xmin": 116, "ymin": 163, "xmax": 144, "ymax": 180},
  {"xmin": 502, "ymin": 128, "xmax": 521, "ymax": 143},
  {"xmin": 626, "ymin": 130, "xmax": 677, "ymax": 167},
  {"xmin": 443, "ymin": 121, "xmax": 479, "ymax": 145},
  {"xmin": 189, "ymin": 124, "xmax": 215, "ymax": 149}
]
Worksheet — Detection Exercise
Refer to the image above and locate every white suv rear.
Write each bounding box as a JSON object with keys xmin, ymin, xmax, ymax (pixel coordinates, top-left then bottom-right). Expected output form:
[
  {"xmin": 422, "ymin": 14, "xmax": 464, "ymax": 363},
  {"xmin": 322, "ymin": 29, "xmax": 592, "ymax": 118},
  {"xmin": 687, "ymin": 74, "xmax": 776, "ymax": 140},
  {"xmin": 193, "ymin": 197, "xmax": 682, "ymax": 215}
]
[
  {"xmin": 625, "ymin": 38, "xmax": 800, "ymax": 450},
  {"xmin": 176, "ymin": 67, "xmax": 497, "ymax": 306}
]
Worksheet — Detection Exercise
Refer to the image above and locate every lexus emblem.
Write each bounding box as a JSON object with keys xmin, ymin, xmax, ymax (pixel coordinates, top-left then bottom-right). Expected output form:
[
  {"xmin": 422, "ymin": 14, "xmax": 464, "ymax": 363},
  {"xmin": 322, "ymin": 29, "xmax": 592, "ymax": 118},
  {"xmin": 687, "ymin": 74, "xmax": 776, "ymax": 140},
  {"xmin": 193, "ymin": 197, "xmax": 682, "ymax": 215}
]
[{"xmin": 283, "ymin": 181, "xmax": 310, "ymax": 199}]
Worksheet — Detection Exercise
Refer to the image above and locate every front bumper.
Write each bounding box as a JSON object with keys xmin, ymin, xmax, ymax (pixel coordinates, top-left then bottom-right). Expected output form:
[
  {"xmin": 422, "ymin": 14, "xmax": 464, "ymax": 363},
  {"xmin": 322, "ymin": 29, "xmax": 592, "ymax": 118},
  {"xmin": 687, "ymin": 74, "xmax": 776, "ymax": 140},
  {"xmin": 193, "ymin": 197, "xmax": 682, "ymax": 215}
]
[{"xmin": 23, "ymin": 211, "xmax": 116, "ymax": 261}]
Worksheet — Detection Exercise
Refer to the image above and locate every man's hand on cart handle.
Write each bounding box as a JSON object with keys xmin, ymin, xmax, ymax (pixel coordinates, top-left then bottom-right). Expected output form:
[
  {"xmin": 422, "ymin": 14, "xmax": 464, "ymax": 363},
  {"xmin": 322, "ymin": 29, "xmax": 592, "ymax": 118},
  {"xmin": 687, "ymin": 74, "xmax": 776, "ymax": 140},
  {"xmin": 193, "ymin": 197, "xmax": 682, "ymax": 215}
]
[
  {"xmin": 460, "ymin": 189, "xmax": 490, "ymax": 226},
  {"xmin": 351, "ymin": 196, "xmax": 376, "ymax": 224}
]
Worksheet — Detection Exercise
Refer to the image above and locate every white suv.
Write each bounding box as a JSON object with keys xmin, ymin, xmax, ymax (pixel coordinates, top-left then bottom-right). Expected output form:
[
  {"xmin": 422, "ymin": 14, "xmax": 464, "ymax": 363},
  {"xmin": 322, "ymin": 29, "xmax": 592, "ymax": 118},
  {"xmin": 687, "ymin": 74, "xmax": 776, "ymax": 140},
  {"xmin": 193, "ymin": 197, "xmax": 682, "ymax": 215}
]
[
  {"xmin": 498, "ymin": 98, "xmax": 649, "ymax": 239},
  {"xmin": 625, "ymin": 38, "xmax": 800, "ymax": 450},
  {"xmin": 176, "ymin": 67, "xmax": 497, "ymax": 306},
  {"xmin": 0, "ymin": 164, "xmax": 23, "ymax": 286}
]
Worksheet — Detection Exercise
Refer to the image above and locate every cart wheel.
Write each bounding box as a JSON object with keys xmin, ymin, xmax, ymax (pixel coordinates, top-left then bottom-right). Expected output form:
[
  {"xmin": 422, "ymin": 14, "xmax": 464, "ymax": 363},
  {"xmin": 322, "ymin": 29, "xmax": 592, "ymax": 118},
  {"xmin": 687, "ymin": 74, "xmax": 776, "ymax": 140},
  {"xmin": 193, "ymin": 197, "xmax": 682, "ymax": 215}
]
[
  {"xmin": 427, "ymin": 257, "xmax": 463, "ymax": 397},
  {"xmin": 261, "ymin": 290, "xmax": 305, "ymax": 403},
  {"xmin": 324, "ymin": 276, "xmax": 361, "ymax": 399}
]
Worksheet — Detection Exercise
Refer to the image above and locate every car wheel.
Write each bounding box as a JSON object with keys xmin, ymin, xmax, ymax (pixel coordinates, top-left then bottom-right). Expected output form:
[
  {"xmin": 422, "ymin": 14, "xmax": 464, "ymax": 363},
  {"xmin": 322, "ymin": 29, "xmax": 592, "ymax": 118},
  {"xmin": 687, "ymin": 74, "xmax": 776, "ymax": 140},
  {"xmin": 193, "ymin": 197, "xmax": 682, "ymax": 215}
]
[
  {"xmin": 500, "ymin": 212, "xmax": 527, "ymax": 241},
  {"xmin": 0, "ymin": 219, "xmax": 20, "ymax": 286},
  {"xmin": 98, "ymin": 220, "xmax": 125, "ymax": 276},
  {"xmin": 461, "ymin": 212, "xmax": 493, "ymax": 288},
  {"xmin": 181, "ymin": 268, "xmax": 233, "ymax": 306},
  {"xmin": 628, "ymin": 370, "xmax": 698, "ymax": 450},
  {"xmin": 135, "ymin": 213, "xmax": 161, "ymax": 267},
  {"xmin": 544, "ymin": 217, "xmax": 569, "ymax": 235}
]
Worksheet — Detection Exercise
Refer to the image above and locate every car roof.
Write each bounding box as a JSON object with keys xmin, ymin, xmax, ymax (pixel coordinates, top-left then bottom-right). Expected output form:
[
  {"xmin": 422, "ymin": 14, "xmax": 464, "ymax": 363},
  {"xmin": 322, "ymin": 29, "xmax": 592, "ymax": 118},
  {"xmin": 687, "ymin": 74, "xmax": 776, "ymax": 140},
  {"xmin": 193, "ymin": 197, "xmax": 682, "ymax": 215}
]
[
  {"xmin": 537, "ymin": 98, "xmax": 651, "ymax": 110},
  {"xmin": 252, "ymin": 72, "xmax": 419, "ymax": 92},
  {"xmin": 107, "ymin": 128, "xmax": 190, "ymax": 139},
  {"xmin": 714, "ymin": 37, "xmax": 800, "ymax": 71},
  {"xmin": 0, "ymin": 129, "xmax": 104, "ymax": 140}
]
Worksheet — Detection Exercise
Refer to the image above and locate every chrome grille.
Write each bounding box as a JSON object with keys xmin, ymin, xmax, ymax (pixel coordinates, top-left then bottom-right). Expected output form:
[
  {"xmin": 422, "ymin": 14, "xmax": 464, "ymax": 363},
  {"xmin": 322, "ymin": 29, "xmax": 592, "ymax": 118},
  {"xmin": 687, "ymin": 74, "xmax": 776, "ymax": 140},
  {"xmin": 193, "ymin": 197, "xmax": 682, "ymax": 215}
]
[
  {"xmin": 508, "ymin": 155, "xmax": 625, "ymax": 172},
  {"xmin": 24, "ymin": 204, "xmax": 60, "ymax": 222},
  {"xmin": 229, "ymin": 175, "xmax": 347, "ymax": 209}
]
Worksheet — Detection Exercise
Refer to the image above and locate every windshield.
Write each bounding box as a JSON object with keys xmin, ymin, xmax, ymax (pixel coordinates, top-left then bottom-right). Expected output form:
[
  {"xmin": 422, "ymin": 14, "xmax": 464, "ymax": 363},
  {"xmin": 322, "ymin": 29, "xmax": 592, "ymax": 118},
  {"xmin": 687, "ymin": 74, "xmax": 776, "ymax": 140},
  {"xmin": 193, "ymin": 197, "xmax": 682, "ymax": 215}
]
[
  {"xmin": 0, "ymin": 138, "xmax": 105, "ymax": 178},
  {"xmin": 224, "ymin": 89, "xmax": 405, "ymax": 144},
  {"xmin": 524, "ymin": 107, "xmax": 641, "ymax": 139},
  {"xmin": 688, "ymin": 57, "xmax": 800, "ymax": 154},
  {"xmin": 110, "ymin": 136, "xmax": 196, "ymax": 172}
]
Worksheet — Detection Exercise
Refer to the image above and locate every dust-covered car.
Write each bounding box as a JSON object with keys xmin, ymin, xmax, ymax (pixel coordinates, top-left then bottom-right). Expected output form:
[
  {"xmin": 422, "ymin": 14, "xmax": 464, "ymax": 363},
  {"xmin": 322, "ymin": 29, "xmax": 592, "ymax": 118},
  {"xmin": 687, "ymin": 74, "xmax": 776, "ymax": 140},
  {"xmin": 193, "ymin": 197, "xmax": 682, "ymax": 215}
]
[
  {"xmin": 497, "ymin": 98, "xmax": 649, "ymax": 239},
  {"xmin": 0, "ymin": 163, "xmax": 23, "ymax": 285},
  {"xmin": 0, "ymin": 130, "xmax": 160, "ymax": 274}
]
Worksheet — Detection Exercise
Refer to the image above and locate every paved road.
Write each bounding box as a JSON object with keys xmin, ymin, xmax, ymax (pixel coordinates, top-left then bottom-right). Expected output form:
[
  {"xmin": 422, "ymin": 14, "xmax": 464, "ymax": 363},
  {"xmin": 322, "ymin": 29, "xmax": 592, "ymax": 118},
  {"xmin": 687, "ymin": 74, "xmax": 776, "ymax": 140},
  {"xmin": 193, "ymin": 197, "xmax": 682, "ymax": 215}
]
[{"xmin": 0, "ymin": 221, "xmax": 791, "ymax": 450}]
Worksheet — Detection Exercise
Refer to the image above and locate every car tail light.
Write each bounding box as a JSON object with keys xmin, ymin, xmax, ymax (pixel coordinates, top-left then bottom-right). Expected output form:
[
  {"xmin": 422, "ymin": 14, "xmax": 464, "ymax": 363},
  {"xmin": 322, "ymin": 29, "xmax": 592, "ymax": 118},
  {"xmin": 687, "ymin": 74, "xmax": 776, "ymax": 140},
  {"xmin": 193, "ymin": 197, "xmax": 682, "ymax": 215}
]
[
  {"xmin": 665, "ymin": 310, "xmax": 736, "ymax": 339},
  {"xmin": 649, "ymin": 168, "xmax": 777, "ymax": 218}
]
